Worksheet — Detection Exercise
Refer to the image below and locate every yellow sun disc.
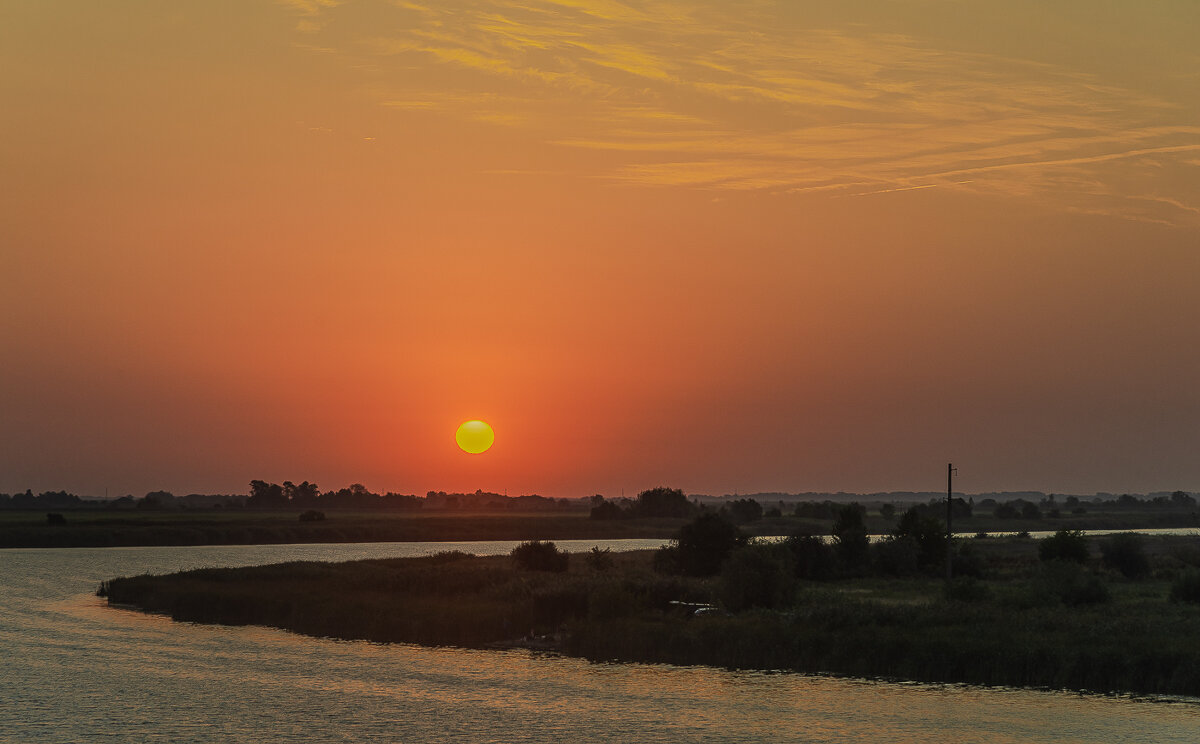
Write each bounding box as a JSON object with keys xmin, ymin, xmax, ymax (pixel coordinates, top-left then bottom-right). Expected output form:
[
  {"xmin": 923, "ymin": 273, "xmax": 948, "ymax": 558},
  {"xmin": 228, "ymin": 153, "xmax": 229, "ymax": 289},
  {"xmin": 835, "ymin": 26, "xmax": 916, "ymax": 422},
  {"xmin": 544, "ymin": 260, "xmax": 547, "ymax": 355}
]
[{"xmin": 455, "ymin": 420, "xmax": 495, "ymax": 454}]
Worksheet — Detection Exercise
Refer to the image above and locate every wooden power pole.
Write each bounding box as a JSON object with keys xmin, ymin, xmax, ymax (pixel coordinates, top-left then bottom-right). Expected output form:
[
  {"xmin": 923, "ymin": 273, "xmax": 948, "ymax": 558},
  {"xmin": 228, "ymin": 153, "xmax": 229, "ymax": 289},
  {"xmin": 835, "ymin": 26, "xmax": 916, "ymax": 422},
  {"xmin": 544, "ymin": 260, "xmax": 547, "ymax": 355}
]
[{"xmin": 946, "ymin": 463, "xmax": 957, "ymax": 582}]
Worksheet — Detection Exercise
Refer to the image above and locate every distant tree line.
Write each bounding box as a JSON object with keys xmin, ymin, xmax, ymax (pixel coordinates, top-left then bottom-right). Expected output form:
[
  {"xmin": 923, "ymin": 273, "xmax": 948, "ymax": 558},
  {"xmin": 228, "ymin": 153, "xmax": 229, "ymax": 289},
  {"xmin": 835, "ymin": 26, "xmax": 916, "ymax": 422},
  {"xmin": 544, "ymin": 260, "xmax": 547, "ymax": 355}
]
[{"xmin": 589, "ymin": 488, "xmax": 779, "ymax": 524}]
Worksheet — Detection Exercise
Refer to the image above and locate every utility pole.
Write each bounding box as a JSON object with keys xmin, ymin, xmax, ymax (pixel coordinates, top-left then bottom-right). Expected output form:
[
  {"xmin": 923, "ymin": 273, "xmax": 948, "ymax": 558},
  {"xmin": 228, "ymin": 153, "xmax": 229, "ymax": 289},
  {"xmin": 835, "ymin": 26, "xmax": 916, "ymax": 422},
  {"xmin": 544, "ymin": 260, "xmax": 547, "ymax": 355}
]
[{"xmin": 946, "ymin": 463, "xmax": 958, "ymax": 582}]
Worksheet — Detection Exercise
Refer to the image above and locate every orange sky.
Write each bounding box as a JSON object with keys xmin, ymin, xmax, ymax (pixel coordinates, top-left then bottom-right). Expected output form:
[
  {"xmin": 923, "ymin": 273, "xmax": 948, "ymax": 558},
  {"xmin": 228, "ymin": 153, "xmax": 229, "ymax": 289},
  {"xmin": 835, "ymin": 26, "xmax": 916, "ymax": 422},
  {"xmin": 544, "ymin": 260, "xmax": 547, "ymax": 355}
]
[{"xmin": 2, "ymin": 1, "xmax": 1198, "ymax": 498}]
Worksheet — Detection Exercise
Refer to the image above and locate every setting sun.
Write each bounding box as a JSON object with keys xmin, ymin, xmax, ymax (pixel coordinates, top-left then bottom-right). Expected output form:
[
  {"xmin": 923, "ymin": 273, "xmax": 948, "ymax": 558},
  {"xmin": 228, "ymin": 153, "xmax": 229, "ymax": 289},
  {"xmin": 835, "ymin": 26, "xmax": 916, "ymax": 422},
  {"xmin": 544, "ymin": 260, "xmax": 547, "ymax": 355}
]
[{"xmin": 455, "ymin": 420, "xmax": 495, "ymax": 454}]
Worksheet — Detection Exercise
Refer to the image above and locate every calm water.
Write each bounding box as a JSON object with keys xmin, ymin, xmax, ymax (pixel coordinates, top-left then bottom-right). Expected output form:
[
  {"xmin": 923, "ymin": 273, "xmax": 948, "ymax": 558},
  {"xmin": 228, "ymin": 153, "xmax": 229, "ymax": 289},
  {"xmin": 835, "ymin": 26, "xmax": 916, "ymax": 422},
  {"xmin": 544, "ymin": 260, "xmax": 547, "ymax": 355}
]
[{"xmin": 2, "ymin": 541, "xmax": 1198, "ymax": 743}]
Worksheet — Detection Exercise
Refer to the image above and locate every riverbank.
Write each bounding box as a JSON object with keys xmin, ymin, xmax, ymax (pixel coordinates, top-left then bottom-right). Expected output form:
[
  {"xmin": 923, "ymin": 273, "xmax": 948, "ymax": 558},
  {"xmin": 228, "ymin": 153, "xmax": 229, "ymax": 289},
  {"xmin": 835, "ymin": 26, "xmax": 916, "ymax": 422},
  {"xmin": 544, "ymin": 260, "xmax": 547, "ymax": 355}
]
[
  {"xmin": 7, "ymin": 506, "xmax": 1198, "ymax": 549},
  {"xmin": 0, "ymin": 511, "xmax": 688, "ymax": 548},
  {"xmin": 102, "ymin": 535, "xmax": 1200, "ymax": 697}
]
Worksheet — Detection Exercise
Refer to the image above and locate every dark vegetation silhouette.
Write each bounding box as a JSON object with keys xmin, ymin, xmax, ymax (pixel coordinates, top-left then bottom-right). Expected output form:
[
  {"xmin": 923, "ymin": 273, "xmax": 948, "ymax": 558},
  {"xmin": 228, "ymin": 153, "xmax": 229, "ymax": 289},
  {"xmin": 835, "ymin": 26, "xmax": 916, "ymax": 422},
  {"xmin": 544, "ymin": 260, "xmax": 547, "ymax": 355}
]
[
  {"xmin": 511, "ymin": 540, "xmax": 569, "ymax": 572},
  {"xmin": 1038, "ymin": 529, "xmax": 1090, "ymax": 563},
  {"xmin": 654, "ymin": 512, "xmax": 745, "ymax": 576},
  {"xmin": 6, "ymin": 485, "xmax": 1199, "ymax": 549},
  {"xmin": 1100, "ymin": 532, "xmax": 1150, "ymax": 578},
  {"xmin": 723, "ymin": 498, "xmax": 763, "ymax": 524},
  {"xmin": 102, "ymin": 523, "xmax": 1200, "ymax": 696}
]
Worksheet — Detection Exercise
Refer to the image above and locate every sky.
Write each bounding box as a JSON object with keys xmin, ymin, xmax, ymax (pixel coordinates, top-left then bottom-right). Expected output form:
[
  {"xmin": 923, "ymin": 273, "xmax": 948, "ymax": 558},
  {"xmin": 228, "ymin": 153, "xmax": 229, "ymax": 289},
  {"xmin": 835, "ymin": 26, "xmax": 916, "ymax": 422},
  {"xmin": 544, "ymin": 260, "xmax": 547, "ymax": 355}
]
[{"xmin": 2, "ymin": 0, "xmax": 1198, "ymax": 499}]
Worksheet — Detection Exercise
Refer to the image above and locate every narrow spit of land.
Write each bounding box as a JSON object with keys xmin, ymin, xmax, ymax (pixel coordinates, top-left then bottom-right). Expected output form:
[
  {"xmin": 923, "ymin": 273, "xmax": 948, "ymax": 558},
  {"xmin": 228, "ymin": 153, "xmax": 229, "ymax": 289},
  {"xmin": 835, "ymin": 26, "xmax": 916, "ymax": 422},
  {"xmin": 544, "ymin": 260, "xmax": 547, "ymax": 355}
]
[{"xmin": 102, "ymin": 535, "xmax": 1200, "ymax": 697}]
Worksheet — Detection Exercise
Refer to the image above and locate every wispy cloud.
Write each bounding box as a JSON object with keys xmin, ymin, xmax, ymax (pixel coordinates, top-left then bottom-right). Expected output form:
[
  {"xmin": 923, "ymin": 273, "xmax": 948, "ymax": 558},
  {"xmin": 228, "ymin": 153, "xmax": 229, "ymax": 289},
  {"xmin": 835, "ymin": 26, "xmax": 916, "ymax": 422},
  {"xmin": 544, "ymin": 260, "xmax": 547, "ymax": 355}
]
[{"xmin": 279, "ymin": 0, "xmax": 1200, "ymax": 225}]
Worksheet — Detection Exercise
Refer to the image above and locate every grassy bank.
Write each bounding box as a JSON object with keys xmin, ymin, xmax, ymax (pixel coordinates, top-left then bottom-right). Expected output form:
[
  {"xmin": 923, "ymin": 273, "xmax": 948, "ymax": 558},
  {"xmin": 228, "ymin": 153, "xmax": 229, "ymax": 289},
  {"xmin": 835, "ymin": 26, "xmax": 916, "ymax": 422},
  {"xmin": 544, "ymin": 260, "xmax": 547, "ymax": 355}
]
[
  {"xmin": 0, "ymin": 511, "xmax": 690, "ymax": 548},
  {"xmin": 102, "ymin": 535, "xmax": 1200, "ymax": 696},
  {"xmin": 6, "ymin": 505, "xmax": 1197, "ymax": 549}
]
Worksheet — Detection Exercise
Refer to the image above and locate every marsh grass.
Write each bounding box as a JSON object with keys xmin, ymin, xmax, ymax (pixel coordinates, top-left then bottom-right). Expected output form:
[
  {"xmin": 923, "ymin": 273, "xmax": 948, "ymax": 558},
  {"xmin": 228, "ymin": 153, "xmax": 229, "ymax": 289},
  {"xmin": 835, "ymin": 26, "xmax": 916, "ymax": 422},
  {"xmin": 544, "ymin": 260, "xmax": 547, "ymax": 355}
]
[{"xmin": 102, "ymin": 536, "xmax": 1200, "ymax": 696}]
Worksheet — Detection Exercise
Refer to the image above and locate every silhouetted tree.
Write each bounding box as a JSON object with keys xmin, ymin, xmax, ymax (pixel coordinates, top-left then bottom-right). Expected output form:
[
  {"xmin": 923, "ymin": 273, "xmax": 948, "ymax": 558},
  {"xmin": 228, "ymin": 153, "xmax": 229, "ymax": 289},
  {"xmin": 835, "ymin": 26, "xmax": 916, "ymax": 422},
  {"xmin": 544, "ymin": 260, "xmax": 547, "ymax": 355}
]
[
  {"xmin": 669, "ymin": 512, "xmax": 745, "ymax": 576},
  {"xmin": 785, "ymin": 534, "xmax": 836, "ymax": 580},
  {"xmin": 1172, "ymin": 491, "xmax": 1197, "ymax": 509},
  {"xmin": 248, "ymin": 480, "xmax": 286, "ymax": 509},
  {"xmin": 284, "ymin": 481, "xmax": 320, "ymax": 507},
  {"xmin": 635, "ymin": 487, "xmax": 693, "ymax": 518},
  {"xmin": 589, "ymin": 500, "xmax": 627, "ymax": 520},
  {"xmin": 724, "ymin": 498, "xmax": 763, "ymax": 524},
  {"xmin": 832, "ymin": 504, "xmax": 869, "ymax": 569},
  {"xmin": 893, "ymin": 507, "xmax": 946, "ymax": 570}
]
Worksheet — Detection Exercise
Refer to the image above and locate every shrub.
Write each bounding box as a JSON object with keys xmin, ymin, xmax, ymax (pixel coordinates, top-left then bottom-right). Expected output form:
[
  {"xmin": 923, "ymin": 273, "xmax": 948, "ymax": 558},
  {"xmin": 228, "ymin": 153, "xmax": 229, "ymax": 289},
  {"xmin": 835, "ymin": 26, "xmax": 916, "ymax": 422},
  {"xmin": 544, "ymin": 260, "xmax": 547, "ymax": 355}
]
[
  {"xmin": 724, "ymin": 498, "xmax": 763, "ymax": 524},
  {"xmin": 298, "ymin": 510, "xmax": 325, "ymax": 522},
  {"xmin": 1038, "ymin": 529, "xmax": 1089, "ymax": 563},
  {"xmin": 893, "ymin": 507, "xmax": 946, "ymax": 570},
  {"xmin": 786, "ymin": 534, "xmax": 836, "ymax": 580},
  {"xmin": 1170, "ymin": 570, "xmax": 1200, "ymax": 603},
  {"xmin": 589, "ymin": 500, "xmax": 627, "ymax": 520},
  {"xmin": 994, "ymin": 504, "xmax": 1020, "ymax": 519},
  {"xmin": 717, "ymin": 543, "xmax": 795, "ymax": 612},
  {"xmin": 670, "ymin": 512, "xmax": 745, "ymax": 577},
  {"xmin": 511, "ymin": 540, "xmax": 569, "ymax": 572},
  {"xmin": 832, "ymin": 504, "xmax": 869, "ymax": 570},
  {"xmin": 871, "ymin": 536, "xmax": 919, "ymax": 577},
  {"xmin": 586, "ymin": 547, "xmax": 614, "ymax": 571},
  {"xmin": 634, "ymin": 486, "xmax": 693, "ymax": 518},
  {"xmin": 46, "ymin": 513, "xmax": 67, "ymax": 525},
  {"xmin": 1099, "ymin": 533, "xmax": 1150, "ymax": 579}
]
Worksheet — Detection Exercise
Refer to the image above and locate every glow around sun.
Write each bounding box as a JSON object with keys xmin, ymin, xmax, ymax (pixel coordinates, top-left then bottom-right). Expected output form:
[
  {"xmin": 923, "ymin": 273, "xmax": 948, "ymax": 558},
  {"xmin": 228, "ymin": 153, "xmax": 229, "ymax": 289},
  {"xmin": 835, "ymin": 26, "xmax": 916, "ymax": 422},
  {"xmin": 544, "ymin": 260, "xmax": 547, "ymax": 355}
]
[{"xmin": 455, "ymin": 420, "xmax": 495, "ymax": 454}]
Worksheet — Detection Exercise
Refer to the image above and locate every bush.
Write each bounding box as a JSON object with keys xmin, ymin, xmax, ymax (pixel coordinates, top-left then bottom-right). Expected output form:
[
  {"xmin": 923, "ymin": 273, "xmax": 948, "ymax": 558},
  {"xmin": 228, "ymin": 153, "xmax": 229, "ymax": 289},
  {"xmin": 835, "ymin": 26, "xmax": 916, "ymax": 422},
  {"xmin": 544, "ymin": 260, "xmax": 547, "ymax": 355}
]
[
  {"xmin": 589, "ymin": 500, "xmax": 627, "ymax": 520},
  {"xmin": 1099, "ymin": 533, "xmax": 1150, "ymax": 579},
  {"xmin": 298, "ymin": 510, "xmax": 325, "ymax": 522},
  {"xmin": 1170, "ymin": 570, "xmax": 1200, "ymax": 603},
  {"xmin": 786, "ymin": 534, "xmax": 836, "ymax": 580},
  {"xmin": 669, "ymin": 513, "xmax": 745, "ymax": 577},
  {"xmin": 717, "ymin": 543, "xmax": 795, "ymax": 612},
  {"xmin": 46, "ymin": 513, "xmax": 67, "ymax": 525},
  {"xmin": 1038, "ymin": 529, "xmax": 1089, "ymax": 563},
  {"xmin": 586, "ymin": 547, "xmax": 614, "ymax": 571},
  {"xmin": 831, "ymin": 504, "xmax": 869, "ymax": 570},
  {"xmin": 511, "ymin": 541, "xmax": 569, "ymax": 572},
  {"xmin": 870, "ymin": 536, "xmax": 919, "ymax": 577},
  {"xmin": 724, "ymin": 498, "xmax": 763, "ymax": 524},
  {"xmin": 634, "ymin": 486, "xmax": 693, "ymax": 518},
  {"xmin": 893, "ymin": 507, "xmax": 946, "ymax": 570}
]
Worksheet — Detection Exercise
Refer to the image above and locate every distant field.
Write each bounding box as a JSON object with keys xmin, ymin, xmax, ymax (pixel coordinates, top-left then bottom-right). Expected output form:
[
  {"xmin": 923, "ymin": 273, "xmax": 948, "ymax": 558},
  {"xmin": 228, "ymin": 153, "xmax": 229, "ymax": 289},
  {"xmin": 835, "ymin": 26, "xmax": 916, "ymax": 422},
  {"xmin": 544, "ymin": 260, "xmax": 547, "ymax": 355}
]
[
  {"xmin": 0, "ymin": 510, "xmax": 684, "ymax": 548},
  {"xmin": 2, "ymin": 505, "xmax": 1196, "ymax": 548}
]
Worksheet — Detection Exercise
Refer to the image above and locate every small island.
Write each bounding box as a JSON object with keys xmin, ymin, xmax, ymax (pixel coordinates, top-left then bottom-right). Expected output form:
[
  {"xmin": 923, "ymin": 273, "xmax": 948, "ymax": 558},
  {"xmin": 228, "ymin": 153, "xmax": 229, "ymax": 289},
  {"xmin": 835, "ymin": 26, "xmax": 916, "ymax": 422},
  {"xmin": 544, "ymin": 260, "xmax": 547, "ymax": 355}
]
[{"xmin": 101, "ymin": 507, "xmax": 1200, "ymax": 698}]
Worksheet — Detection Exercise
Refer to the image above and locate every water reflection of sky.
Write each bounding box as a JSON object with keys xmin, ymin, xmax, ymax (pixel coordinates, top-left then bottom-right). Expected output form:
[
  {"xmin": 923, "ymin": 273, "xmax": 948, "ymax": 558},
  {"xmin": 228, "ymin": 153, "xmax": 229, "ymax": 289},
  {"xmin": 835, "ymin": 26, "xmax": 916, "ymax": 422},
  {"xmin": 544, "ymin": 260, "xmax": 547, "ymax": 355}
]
[{"xmin": 3, "ymin": 542, "xmax": 1199, "ymax": 743}]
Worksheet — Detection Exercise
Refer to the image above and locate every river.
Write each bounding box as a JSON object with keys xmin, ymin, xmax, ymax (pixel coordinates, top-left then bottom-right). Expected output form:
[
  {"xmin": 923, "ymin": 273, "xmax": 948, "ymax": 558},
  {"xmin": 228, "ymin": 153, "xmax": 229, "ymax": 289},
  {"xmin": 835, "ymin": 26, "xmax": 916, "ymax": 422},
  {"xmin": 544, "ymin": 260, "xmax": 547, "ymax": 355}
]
[{"xmin": 2, "ymin": 541, "xmax": 1198, "ymax": 742}]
